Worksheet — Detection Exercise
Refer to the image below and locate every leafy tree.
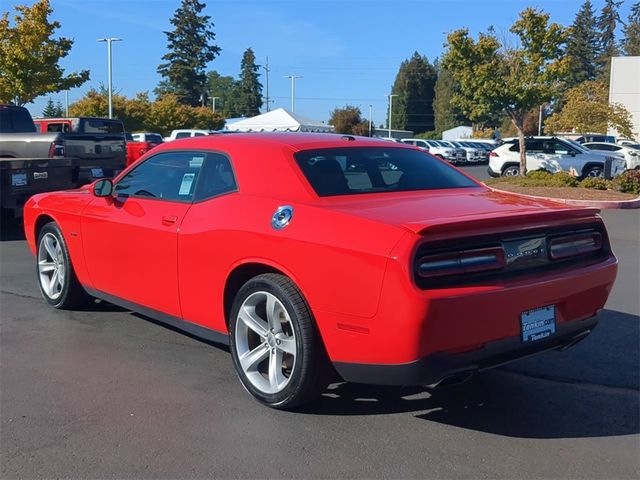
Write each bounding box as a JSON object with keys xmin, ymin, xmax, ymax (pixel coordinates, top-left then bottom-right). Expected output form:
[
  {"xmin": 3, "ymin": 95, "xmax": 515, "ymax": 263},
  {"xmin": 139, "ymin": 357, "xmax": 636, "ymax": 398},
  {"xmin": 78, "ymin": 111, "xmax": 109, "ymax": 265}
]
[
  {"xmin": 623, "ymin": 2, "xmax": 640, "ymax": 56},
  {"xmin": 390, "ymin": 52, "xmax": 437, "ymax": 134},
  {"xmin": 207, "ymin": 70, "xmax": 238, "ymax": 117},
  {"xmin": 0, "ymin": 0, "xmax": 89, "ymax": 105},
  {"xmin": 41, "ymin": 97, "xmax": 63, "ymax": 117},
  {"xmin": 565, "ymin": 0, "xmax": 599, "ymax": 89},
  {"xmin": 544, "ymin": 80, "xmax": 634, "ymax": 139},
  {"xmin": 433, "ymin": 68, "xmax": 458, "ymax": 136},
  {"xmin": 329, "ymin": 105, "xmax": 369, "ymax": 135},
  {"xmin": 596, "ymin": 0, "xmax": 622, "ymax": 83},
  {"xmin": 234, "ymin": 48, "xmax": 262, "ymax": 117},
  {"xmin": 156, "ymin": 0, "xmax": 221, "ymax": 106},
  {"xmin": 442, "ymin": 8, "xmax": 568, "ymax": 175}
]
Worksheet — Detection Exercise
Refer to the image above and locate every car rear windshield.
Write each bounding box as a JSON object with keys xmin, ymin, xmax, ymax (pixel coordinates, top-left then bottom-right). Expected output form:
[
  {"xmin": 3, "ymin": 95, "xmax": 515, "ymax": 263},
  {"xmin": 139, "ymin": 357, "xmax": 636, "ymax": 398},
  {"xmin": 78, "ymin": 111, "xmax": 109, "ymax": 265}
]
[
  {"xmin": 81, "ymin": 119, "xmax": 124, "ymax": 134},
  {"xmin": 146, "ymin": 134, "xmax": 163, "ymax": 143},
  {"xmin": 0, "ymin": 106, "xmax": 35, "ymax": 133},
  {"xmin": 294, "ymin": 147, "xmax": 478, "ymax": 197}
]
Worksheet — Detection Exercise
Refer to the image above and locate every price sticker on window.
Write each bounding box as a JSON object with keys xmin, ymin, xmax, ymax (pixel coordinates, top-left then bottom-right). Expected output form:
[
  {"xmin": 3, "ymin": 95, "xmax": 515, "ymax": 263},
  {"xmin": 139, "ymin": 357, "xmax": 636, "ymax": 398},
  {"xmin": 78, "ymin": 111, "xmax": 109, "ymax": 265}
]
[{"xmin": 179, "ymin": 173, "xmax": 196, "ymax": 196}]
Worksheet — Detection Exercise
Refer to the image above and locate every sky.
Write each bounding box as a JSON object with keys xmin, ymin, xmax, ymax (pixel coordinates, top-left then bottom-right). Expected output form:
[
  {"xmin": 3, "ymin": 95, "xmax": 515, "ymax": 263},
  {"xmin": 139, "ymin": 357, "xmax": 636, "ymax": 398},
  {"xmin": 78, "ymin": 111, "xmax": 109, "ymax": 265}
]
[{"xmin": 7, "ymin": 0, "xmax": 635, "ymax": 127}]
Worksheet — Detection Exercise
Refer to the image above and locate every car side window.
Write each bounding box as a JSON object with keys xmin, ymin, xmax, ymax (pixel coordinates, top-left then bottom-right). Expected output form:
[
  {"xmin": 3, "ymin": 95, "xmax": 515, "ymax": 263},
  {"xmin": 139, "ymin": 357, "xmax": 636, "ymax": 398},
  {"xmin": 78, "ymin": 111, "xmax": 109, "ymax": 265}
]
[
  {"xmin": 193, "ymin": 153, "xmax": 238, "ymax": 202},
  {"xmin": 175, "ymin": 132, "xmax": 190, "ymax": 139},
  {"xmin": 113, "ymin": 152, "xmax": 204, "ymax": 202},
  {"xmin": 193, "ymin": 132, "xmax": 206, "ymax": 137}
]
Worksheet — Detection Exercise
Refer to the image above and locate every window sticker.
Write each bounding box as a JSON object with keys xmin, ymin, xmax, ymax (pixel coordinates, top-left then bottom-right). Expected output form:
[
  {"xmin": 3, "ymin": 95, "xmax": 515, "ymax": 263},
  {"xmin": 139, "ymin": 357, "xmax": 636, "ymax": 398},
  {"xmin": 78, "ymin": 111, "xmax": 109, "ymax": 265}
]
[
  {"xmin": 179, "ymin": 173, "xmax": 196, "ymax": 196},
  {"xmin": 189, "ymin": 156, "xmax": 205, "ymax": 168}
]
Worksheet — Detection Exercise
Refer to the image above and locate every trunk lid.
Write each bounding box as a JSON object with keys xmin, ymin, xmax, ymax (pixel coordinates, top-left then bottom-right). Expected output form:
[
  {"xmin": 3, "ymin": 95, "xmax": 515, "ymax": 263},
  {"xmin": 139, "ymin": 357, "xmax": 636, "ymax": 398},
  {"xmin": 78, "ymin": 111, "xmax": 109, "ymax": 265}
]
[{"xmin": 320, "ymin": 187, "xmax": 598, "ymax": 236}]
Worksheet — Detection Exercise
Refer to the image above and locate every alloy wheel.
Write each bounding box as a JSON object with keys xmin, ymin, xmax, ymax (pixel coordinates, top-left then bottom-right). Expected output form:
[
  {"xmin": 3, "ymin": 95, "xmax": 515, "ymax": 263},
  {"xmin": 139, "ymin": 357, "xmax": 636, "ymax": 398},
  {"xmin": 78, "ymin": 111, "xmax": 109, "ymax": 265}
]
[
  {"xmin": 234, "ymin": 291, "xmax": 297, "ymax": 395},
  {"xmin": 38, "ymin": 233, "xmax": 65, "ymax": 300}
]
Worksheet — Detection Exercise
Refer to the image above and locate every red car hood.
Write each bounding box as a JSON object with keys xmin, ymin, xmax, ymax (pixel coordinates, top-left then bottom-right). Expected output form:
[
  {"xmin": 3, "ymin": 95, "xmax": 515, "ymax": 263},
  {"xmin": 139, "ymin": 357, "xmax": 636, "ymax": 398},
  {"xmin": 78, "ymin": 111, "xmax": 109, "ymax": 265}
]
[{"xmin": 320, "ymin": 187, "xmax": 599, "ymax": 235}]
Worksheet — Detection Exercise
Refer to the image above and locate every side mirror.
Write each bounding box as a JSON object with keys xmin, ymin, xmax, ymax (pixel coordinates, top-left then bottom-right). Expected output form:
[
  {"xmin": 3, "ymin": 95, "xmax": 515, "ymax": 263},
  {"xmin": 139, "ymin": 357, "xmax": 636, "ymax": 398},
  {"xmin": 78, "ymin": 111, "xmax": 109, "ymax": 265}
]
[{"xmin": 92, "ymin": 179, "xmax": 113, "ymax": 197}]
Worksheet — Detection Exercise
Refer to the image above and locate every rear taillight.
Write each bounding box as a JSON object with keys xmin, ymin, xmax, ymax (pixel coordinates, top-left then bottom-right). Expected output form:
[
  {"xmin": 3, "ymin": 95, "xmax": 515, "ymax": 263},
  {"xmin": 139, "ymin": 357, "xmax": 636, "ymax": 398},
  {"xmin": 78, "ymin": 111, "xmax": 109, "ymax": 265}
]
[
  {"xmin": 417, "ymin": 247, "xmax": 505, "ymax": 278},
  {"xmin": 548, "ymin": 232, "xmax": 603, "ymax": 260},
  {"xmin": 489, "ymin": 151, "xmax": 499, "ymax": 157},
  {"xmin": 48, "ymin": 140, "xmax": 65, "ymax": 157}
]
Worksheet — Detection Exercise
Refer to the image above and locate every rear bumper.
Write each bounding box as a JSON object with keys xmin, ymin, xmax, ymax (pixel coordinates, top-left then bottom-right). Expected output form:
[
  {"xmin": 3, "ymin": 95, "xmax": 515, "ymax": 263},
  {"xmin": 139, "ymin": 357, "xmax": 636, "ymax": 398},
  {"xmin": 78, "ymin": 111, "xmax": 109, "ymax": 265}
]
[
  {"xmin": 487, "ymin": 166, "xmax": 501, "ymax": 177},
  {"xmin": 333, "ymin": 314, "xmax": 598, "ymax": 386}
]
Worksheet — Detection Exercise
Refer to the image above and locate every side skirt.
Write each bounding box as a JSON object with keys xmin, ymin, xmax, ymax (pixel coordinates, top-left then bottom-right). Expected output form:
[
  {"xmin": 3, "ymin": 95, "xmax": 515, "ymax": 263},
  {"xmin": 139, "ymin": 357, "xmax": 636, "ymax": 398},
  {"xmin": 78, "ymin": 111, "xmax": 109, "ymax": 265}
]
[{"xmin": 84, "ymin": 287, "xmax": 230, "ymax": 347}]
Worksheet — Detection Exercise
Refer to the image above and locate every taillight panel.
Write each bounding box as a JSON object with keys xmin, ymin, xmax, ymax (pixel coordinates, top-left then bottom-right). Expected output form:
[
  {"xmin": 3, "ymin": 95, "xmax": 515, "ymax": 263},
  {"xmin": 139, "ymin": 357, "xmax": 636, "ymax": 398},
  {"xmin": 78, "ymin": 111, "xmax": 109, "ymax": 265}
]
[{"xmin": 414, "ymin": 223, "xmax": 609, "ymax": 288}]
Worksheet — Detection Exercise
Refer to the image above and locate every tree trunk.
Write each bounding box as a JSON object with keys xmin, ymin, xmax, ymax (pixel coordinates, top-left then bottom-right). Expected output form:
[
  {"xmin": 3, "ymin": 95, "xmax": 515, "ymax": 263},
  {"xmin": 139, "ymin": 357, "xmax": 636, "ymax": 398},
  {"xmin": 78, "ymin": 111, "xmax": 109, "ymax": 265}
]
[
  {"xmin": 510, "ymin": 114, "xmax": 527, "ymax": 176},
  {"xmin": 517, "ymin": 127, "xmax": 527, "ymax": 176}
]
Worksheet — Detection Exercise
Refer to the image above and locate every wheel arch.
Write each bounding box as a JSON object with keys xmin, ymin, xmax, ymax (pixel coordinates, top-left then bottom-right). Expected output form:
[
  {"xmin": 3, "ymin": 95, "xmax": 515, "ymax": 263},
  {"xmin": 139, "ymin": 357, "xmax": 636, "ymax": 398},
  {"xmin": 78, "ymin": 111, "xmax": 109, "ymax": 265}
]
[
  {"xmin": 34, "ymin": 214, "xmax": 57, "ymax": 241},
  {"xmin": 501, "ymin": 162, "xmax": 520, "ymax": 174},
  {"xmin": 223, "ymin": 260, "xmax": 304, "ymax": 329},
  {"xmin": 581, "ymin": 162, "xmax": 605, "ymax": 178}
]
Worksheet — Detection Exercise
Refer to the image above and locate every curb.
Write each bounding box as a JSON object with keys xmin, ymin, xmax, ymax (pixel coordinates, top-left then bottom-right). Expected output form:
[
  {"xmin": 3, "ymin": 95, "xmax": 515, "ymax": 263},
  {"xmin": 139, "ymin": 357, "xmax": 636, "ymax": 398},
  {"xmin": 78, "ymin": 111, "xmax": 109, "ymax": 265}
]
[{"xmin": 489, "ymin": 187, "xmax": 640, "ymax": 210}]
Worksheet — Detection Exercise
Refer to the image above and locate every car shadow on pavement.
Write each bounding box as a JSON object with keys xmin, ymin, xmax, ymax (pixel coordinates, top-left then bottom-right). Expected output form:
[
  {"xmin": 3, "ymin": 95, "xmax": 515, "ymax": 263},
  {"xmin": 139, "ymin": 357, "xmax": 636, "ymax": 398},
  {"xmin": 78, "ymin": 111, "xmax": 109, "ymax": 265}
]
[{"xmin": 303, "ymin": 309, "xmax": 639, "ymax": 439}]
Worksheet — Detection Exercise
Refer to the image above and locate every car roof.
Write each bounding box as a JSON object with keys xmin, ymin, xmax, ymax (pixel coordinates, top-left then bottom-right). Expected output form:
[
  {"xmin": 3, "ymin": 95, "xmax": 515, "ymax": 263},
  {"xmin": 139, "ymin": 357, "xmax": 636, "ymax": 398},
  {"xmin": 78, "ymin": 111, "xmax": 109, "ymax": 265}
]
[
  {"xmin": 148, "ymin": 132, "xmax": 416, "ymax": 202},
  {"xmin": 165, "ymin": 132, "xmax": 410, "ymax": 151}
]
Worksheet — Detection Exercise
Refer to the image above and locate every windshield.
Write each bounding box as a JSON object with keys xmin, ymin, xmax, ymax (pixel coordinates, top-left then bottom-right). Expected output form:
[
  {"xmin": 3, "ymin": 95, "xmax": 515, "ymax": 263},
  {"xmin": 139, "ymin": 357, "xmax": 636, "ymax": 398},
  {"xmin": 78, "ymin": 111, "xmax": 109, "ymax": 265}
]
[
  {"xmin": 294, "ymin": 147, "xmax": 478, "ymax": 197},
  {"xmin": 627, "ymin": 144, "xmax": 640, "ymax": 150},
  {"xmin": 563, "ymin": 138, "xmax": 590, "ymax": 153}
]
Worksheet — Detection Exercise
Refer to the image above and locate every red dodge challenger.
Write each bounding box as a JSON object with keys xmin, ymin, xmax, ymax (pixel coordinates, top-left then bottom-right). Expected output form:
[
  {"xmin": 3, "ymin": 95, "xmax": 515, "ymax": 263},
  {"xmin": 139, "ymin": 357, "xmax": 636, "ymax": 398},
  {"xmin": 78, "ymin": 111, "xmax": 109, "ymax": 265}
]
[{"xmin": 23, "ymin": 133, "xmax": 617, "ymax": 408}]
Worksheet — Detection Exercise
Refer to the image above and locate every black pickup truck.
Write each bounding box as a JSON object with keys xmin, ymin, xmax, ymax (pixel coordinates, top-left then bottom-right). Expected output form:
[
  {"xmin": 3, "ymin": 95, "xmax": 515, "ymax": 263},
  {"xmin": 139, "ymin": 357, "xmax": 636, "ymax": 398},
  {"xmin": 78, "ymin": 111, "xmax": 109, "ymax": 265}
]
[{"xmin": 0, "ymin": 105, "xmax": 126, "ymax": 218}]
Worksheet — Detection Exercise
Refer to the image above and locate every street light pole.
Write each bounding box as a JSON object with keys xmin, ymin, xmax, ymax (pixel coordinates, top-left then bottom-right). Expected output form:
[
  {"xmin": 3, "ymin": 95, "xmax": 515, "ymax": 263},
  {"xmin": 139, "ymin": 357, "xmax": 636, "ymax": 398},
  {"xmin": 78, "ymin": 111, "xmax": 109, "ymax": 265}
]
[
  {"xmin": 368, "ymin": 104, "xmax": 373, "ymax": 137},
  {"xmin": 211, "ymin": 96, "xmax": 220, "ymax": 113},
  {"xmin": 97, "ymin": 37, "xmax": 123, "ymax": 119},
  {"xmin": 284, "ymin": 75, "xmax": 302, "ymax": 113},
  {"xmin": 263, "ymin": 57, "xmax": 270, "ymax": 112},
  {"xmin": 388, "ymin": 94, "xmax": 398, "ymax": 138}
]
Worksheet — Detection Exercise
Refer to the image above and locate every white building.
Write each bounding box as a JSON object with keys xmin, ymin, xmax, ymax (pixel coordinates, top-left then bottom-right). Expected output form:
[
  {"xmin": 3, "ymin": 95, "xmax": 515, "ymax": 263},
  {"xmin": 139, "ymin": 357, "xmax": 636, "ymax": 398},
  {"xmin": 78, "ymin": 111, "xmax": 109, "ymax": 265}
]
[
  {"xmin": 609, "ymin": 56, "xmax": 640, "ymax": 141},
  {"xmin": 442, "ymin": 125, "xmax": 472, "ymax": 140}
]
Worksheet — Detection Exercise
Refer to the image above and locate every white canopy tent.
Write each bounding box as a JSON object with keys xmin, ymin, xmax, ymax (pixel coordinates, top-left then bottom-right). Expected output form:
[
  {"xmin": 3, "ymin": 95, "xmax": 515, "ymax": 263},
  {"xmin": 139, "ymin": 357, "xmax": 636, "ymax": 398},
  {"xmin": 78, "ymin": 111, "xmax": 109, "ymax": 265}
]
[{"xmin": 226, "ymin": 108, "xmax": 334, "ymax": 133}]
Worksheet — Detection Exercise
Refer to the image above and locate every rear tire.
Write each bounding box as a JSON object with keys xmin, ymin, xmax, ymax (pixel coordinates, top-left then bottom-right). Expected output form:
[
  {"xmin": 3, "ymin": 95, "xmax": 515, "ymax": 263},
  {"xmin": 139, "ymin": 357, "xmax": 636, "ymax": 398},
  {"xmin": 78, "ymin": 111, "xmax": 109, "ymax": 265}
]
[
  {"xmin": 229, "ymin": 273, "xmax": 330, "ymax": 409},
  {"xmin": 502, "ymin": 165, "xmax": 520, "ymax": 176},
  {"xmin": 36, "ymin": 222, "xmax": 89, "ymax": 309}
]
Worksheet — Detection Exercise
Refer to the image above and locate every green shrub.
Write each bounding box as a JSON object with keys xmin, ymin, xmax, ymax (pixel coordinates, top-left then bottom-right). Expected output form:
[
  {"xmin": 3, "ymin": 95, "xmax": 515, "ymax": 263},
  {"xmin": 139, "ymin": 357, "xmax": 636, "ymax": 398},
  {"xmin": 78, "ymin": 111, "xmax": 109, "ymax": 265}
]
[
  {"xmin": 550, "ymin": 171, "xmax": 579, "ymax": 187},
  {"xmin": 579, "ymin": 177, "xmax": 611, "ymax": 190},
  {"xmin": 526, "ymin": 169, "xmax": 553, "ymax": 180},
  {"xmin": 612, "ymin": 169, "xmax": 640, "ymax": 195}
]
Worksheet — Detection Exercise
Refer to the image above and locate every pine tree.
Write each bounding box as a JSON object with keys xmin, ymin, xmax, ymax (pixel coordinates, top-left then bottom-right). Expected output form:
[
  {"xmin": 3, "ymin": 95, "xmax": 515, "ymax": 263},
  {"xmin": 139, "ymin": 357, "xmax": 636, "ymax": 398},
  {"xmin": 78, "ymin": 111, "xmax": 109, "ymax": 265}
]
[
  {"xmin": 55, "ymin": 100, "xmax": 64, "ymax": 116},
  {"xmin": 596, "ymin": 0, "xmax": 622, "ymax": 83},
  {"xmin": 234, "ymin": 48, "xmax": 262, "ymax": 117},
  {"xmin": 389, "ymin": 52, "xmax": 437, "ymax": 134},
  {"xmin": 565, "ymin": 0, "xmax": 599, "ymax": 89},
  {"xmin": 41, "ymin": 98, "xmax": 58, "ymax": 117},
  {"xmin": 623, "ymin": 2, "xmax": 640, "ymax": 55},
  {"xmin": 156, "ymin": 0, "xmax": 221, "ymax": 106}
]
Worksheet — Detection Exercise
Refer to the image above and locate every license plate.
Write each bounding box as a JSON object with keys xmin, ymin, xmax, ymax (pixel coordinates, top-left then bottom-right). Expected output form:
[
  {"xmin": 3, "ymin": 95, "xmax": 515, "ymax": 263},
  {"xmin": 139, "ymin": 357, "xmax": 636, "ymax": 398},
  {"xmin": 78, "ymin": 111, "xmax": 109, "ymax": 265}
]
[
  {"xmin": 521, "ymin": 305, "xmax": 556, "ymax": 343},
  {"xmin": 91, "ymin": 168, "xmax": 104, "ymax": 178},
  {"xmin": 11, "ymin": 173, "xmax": 27, "ymax": 186}
]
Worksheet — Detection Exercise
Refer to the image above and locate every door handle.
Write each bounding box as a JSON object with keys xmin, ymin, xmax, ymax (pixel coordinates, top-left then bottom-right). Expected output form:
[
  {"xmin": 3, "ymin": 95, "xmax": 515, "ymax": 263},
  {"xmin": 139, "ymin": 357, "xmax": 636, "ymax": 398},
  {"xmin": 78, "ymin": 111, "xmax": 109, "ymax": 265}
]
[{"xmin": 161, "ymin": 215, "xmax": 178, "ymax": 226}]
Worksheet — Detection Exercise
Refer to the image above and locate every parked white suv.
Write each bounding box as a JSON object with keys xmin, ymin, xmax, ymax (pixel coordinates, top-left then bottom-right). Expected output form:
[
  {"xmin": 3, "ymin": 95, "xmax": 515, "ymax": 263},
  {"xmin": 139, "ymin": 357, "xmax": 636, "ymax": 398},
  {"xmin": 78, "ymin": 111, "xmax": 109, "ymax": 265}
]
[
  {"xmin": 401, "ymin": 139, "xmax": 466, "ymax": 163},
  {"xmin": 164, "ymin": 129, "xmax": 214, "ymax": 142},
  {"xmin": 583, "ymin": 142, "xmax": 640, "ymax": 170},
  {"xmin": 488, "ymin": 137, "xmax": 627, "ymax": 178}
]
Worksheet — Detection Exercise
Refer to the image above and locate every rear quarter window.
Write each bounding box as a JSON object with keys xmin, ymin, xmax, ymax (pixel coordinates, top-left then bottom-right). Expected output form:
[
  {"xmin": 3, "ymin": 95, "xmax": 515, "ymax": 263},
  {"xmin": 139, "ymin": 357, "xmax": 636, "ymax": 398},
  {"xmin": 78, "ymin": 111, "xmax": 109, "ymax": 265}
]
[{"xmin": 294, "ymin": 147, "xmax": 478, "ymax": 197}]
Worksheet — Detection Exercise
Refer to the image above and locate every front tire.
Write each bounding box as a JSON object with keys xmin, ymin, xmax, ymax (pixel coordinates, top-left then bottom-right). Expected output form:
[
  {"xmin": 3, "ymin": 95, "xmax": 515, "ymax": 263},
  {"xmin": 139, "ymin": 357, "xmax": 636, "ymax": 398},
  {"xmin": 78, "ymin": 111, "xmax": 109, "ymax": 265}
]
[
  {"xmin": 36, "ymin": 222, "xmax": 89, "ymax": 309},
  {"xmin": 229, "ymin": 273, "xmax": 330, "ymax": 409}
]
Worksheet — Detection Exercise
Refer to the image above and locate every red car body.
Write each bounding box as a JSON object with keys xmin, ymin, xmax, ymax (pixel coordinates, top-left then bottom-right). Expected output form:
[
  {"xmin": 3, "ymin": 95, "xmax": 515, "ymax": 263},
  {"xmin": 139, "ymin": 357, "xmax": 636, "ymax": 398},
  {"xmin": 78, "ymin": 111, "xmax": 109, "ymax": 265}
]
[{"xmin": 23, "ymin": 134, "xmax": 617, "ymax": 389}]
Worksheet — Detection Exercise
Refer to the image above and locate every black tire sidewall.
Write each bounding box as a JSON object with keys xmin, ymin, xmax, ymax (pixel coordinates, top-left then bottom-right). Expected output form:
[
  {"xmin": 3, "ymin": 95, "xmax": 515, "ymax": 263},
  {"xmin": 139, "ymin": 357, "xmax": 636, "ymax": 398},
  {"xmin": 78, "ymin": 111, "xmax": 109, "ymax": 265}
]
[
  {"xmin": 229, "ymin": 275, "xmax": 316, "ymax": 408},
  {"xmin": 36, "ymin": 223, "xmax": 74, "ymax": 308}
]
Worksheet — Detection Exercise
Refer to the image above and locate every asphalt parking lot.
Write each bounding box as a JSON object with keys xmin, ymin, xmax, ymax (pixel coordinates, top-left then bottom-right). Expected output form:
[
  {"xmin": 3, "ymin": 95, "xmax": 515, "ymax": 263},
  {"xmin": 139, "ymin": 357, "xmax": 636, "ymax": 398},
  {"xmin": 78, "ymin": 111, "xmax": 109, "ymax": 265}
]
[{"xmin": 1, "ymin": 167, "xmax": 638, "ymax": 479}]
